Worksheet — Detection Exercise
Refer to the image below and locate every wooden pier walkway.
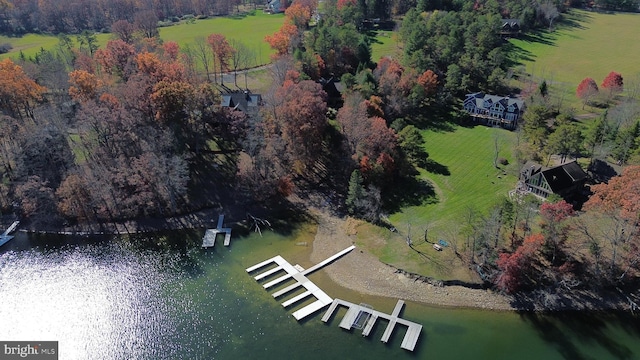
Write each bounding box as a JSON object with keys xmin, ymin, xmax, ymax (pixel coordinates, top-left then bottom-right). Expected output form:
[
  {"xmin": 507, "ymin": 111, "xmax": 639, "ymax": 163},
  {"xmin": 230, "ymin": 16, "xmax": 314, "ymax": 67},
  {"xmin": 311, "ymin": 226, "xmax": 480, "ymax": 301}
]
[
  {"xmin": 246, "ymin": 246, "xmax": 355, "ymax": 321},
  {"xmin": 0, "ymin": 221, "xmax": 19, "ymax": 247},
  {"xmin": 202, "ymin": 215, "xmax": 232, "ymax": 248},
  {"xmin": 321, "ymin": 298, "xmax": 422, "ymax": 352}
]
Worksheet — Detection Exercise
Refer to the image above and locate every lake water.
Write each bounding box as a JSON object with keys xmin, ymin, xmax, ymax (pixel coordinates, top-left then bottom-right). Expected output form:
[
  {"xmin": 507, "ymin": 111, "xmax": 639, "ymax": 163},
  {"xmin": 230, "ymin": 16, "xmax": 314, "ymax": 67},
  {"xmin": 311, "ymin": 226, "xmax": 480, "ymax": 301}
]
[{"xmin": 1, "ymin": 227, "xmax": 639, "ymax": 360}]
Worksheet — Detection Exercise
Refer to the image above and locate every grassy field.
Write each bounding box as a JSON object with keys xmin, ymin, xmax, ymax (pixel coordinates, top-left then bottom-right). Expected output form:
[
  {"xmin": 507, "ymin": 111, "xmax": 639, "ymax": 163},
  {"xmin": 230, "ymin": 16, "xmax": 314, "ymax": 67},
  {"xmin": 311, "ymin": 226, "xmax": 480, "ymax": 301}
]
[
  {"xmin": 0, "ymin": 33, "xmax": 113, "ymax": 60},
  {"xmin": 0, "ymin": 11, "xmax": 283, "ymax": 65},
  {"xmin": 159, "ymin": 11, "xmax": 284, "ymax": 66},
  {"xmin": 509, "ymin": 9, "xmax": 640, "ymax": 109},
  {"xmin": 354, "ymin": 124, "xmax": 519, "ymax": 281},
  {"xmin": 370, "ymin": 30, "xmax": 401, "ymax": 62}
]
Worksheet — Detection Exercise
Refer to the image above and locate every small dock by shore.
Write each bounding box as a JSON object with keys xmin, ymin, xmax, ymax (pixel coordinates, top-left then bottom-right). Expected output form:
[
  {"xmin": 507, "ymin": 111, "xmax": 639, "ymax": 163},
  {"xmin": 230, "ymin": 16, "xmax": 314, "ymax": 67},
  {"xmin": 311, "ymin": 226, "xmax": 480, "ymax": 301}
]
[
  {"xmin": 246, "ymin": 245, "xmax": 355, "ymax": 320},
  {"xmin": 202, "ymin": 215, "xmax": 232, "ymax": 248}
]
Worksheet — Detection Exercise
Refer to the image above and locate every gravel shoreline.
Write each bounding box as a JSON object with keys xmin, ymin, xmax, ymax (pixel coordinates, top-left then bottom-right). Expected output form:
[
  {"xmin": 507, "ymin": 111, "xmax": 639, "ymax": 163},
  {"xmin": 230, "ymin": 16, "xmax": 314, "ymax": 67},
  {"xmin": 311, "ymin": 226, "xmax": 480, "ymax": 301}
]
[{"xmin": 309, "ymin": 210, "xmax": 516, "ymax": 311}]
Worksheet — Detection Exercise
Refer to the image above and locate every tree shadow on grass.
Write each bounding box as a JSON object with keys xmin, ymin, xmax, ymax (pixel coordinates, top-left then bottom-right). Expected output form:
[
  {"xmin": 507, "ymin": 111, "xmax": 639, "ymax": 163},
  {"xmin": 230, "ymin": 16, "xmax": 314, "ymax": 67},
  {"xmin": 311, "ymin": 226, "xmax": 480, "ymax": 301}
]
[
  {"xmin": 424, "ymin": 159, "xmax": 450, "ymax": 176},
  {"xmin": 383, "ymin": 176, "xmax": 438, "ymax": 214}
]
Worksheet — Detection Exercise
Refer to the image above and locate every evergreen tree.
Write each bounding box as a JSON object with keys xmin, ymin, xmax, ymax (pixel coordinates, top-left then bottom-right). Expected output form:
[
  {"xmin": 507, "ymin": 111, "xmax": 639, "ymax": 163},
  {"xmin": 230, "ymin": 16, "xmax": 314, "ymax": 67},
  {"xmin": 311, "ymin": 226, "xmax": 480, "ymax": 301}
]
[{"xmin": 346, "ymin": 169, "xmax": 365, "ymax": 215}]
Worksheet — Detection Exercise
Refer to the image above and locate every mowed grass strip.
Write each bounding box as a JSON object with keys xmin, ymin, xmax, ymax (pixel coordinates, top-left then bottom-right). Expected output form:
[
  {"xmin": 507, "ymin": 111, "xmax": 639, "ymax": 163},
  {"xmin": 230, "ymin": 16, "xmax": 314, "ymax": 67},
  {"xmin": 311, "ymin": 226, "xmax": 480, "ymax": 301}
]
[
  {"xmin": 510, "ymin": 9, "xmax": 640, "ymax": 105},
  {"xmin": 355, "ymin": 125, "xmax": 518, "ymax": 280}
]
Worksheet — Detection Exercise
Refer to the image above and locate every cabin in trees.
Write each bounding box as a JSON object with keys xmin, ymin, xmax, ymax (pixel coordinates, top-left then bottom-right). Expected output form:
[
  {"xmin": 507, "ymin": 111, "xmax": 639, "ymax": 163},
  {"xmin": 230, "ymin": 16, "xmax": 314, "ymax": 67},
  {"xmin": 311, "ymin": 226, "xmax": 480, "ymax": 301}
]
[
  {"xmin": 500, "ymin": 19, "xmax": 521, "ymax": 36},
  {"xmin": 518, "ymin": 161, "xmax": 588, "ymax": 201},
  {"xmin": 463, "ymin": 92, "xmax": 524, "ymax": 130},
  {"xmin": 221, "ymin": 91, "xmax": 262, "ymax": 112}
]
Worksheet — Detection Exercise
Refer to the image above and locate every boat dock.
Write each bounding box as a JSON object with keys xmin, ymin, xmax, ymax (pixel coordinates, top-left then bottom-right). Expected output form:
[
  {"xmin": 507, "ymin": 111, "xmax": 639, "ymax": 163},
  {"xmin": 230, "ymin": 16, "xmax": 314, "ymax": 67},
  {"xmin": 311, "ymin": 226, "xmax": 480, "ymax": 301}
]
[
  {"xmin": 321, "ymin": 298, "xmax": 422, "ymax": 352},
  {"xmin": 0, "ymin": 221, "xmax": 19, "ymax": 247},
  {"xmin": 246, "ymin": 245, "xmax": 355, "ymax": 320},
  {"xmin": 202, "ymin": 215, "xmax": 232, "ymax": 247}
]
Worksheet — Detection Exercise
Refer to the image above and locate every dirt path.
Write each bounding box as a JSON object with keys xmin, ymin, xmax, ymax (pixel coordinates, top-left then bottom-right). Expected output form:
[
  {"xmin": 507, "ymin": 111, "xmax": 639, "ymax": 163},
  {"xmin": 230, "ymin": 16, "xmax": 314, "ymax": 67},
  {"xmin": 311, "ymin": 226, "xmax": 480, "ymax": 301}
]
[{"xmin": 308, "ymin": 209, "xmax": 515, "ymax": 310}]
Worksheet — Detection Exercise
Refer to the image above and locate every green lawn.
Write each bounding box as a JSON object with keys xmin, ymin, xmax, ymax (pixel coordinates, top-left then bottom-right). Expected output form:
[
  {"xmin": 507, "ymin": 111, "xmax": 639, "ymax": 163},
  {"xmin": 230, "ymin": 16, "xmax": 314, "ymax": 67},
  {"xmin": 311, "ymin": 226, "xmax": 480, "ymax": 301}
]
[
  {"xmin": 370, "ymin": 30, "xmax": 401, "ymax": 63},
  {"xmin": 159, "ymin": 12, "xmax": 284, "ymax": 66},
  {"xmin": 355, "ymin": 124, "xmax": 519, "ymax": 281},
  {"xmin": 0, "ymin": 33, "xmax": 112, "ymax": 60},
  {"xmin": 509, "ymin": 9, "xmax": 640, "ymax": 108},
  {"xmin": 1, "ymin": 12, "xmax": 284, "ymax": 65}
]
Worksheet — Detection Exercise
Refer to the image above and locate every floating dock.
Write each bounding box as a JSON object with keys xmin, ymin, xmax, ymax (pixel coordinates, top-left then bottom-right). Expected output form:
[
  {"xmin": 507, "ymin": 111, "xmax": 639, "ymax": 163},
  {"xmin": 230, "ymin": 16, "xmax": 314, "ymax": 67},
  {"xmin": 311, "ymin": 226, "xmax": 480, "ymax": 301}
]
[
  {"xmin": 321, "ymin": 298, "xmax": 422, "ymax": 352},
  {"xmin": 246, "ymin": 245, "xmax": 355, "ymax": 320},
  {"xmin": 202, "ymin": 215, "xmax": 232, "ymax": 247},
  {"xmin": 0, "ymin": 221, "xmax": 19, "ymax": 247}
]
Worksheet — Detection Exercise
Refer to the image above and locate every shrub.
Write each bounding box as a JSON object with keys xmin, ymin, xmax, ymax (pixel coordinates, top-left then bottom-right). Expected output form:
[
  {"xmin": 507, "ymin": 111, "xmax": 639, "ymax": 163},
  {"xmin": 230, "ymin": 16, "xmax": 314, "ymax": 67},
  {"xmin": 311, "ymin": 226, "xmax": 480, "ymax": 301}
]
[
  {"xmin": 498, "ymin": 157, "xmax": 509, "ymax": 166},
  {"xmin": 0, "ymin": 43, "xmax": 13, "ymax": 54}
]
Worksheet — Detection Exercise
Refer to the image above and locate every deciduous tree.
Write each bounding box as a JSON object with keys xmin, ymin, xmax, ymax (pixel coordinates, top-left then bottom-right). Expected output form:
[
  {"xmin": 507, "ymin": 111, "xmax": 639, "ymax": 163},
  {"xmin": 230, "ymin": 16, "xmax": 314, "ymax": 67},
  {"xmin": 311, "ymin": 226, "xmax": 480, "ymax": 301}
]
[
  {"xmin": 602, "ymin": 71, "xmax": 624, "ymax": 100},
  {"xmin": 0, "ymin": 58, "xmax": 46, "ymax": 119},
  {"xmin": 207, "ymin": 33, "xmax": 236, "ymax": 83},
  {"xmin": 68, "ymin": 70, "xmax": 102, "ymax": 102},
  {"xmin": 576, "ymin": 77, "xmax": 599, "ymax": 109},
  {"xmin": 264, "ymin": 22, "xmax": 298, "ymax": 56},
  {"xmin": 274, "ymin": 79, "xmax": 328, "ymax": 173},
  {"xmin": 495, "ymin": 233, "xmax": 545, "ymax": 293}
]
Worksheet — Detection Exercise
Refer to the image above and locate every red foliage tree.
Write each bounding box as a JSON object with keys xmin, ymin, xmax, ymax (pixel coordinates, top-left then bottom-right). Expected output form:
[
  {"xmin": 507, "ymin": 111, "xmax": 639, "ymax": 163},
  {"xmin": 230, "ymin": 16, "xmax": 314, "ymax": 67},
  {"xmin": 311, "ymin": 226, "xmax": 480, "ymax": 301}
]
[
  {"xmin": 540, "ymin": 200, "xmax": 575, "ymax": 223},
  {"xmin": 495, "ymin": 233, "xmax": 545, "ymax": 293},
  {"xmin": 163, "ymin": 41, "xmax": 180, "ymax": 62},
  {"xmin": 417, "ymin": 69, "xmax": 439, "ymax": 97},
  {"xmin": 95, "ymin": 39, "xmax": 135, "ymax": 79},
  {"xmin": 576, "ymin": 77, "xmax": 599, "ymax": 109},
  {"xmin": 207, "ymin": 33, "xmax": 236, "ymax": 80},
  {"xmin": 601, "ymin": 71, "xmax": 623, "ymax": 98},
  {"xmin": 585, "ymin": 165, "xmax": 640, "ymax": 221}
]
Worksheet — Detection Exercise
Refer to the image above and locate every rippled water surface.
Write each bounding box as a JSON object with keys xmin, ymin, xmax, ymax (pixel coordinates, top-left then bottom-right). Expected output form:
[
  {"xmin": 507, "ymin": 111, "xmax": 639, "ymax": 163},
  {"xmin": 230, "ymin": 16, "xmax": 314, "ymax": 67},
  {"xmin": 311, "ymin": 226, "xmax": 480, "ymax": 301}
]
[{"xmin": 1, "ymin": 229, "xmax": 639, "ymax": 360}]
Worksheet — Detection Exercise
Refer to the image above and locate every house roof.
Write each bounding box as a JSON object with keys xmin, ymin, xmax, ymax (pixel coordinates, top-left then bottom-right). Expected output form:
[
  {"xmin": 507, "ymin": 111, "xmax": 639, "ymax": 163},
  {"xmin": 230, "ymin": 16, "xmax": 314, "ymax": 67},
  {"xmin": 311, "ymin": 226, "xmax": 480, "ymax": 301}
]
[
  {"xmin": 501, "ymin": 19, "xmax": 521, "ymax": 28},
  {"xmin": 221, "ymin": 92, "xmax": 262, "ymax": 112},
  {"xmin": 465, "ymin": 92, "xmax": 524, "ymax": 112},
  {"xmin": 541, "ymin": 161, "xmax": 588, "ymax": 193}
]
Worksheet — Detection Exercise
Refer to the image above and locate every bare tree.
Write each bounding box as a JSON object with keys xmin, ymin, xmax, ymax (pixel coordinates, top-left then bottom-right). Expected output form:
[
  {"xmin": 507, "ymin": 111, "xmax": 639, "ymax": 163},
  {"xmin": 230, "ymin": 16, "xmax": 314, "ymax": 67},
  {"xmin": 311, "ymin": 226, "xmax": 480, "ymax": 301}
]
[
  {"xmin": 229, "ymin": 40, "xmax": 254, "ymax": 89},
  {"xmin": 134, "ymin": 10, "xmax": 159, "ymax": 39},
  {"xmin": 538, "ymin": 0, "xmax": 559, "ymax": 30},
  {"xmin": 193, "ymin": 36, "xmax": 213, "ymax": 83}
]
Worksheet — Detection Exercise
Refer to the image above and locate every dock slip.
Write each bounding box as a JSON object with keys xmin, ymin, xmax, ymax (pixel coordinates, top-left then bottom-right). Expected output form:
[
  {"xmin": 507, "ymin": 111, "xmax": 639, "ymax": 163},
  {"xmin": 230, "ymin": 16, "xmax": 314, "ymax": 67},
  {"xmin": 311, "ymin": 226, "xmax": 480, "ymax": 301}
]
[
  {"xmin": 0, "ymin": 221, "xmax": 19, "ymax": 247},
  {"xmin": 202, "ymin": 215, "xmax": 232, "ymax": 248},
  {"xmin": 321, "ymin": 298, "xmax": 422, "ymax": 352},
  {"xmin": 246, "ymin": 245, "xmax": 355, "ymax": 321}
]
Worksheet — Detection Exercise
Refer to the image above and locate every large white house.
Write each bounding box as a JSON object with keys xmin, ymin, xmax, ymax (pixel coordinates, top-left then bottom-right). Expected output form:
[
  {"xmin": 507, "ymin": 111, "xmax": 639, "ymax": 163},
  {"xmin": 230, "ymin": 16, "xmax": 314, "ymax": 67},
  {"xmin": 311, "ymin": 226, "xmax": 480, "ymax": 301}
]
[{"xmin": 463, "ymin": 92, "xmax": 525, "ymax": 129}]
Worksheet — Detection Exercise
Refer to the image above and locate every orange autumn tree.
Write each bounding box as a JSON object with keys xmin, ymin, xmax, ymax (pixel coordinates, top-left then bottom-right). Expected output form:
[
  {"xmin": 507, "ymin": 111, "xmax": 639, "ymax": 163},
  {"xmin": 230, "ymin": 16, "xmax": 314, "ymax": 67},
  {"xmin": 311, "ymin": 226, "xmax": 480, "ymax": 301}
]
[
  {"xmin": 68, "ymin": 70, "xmax": 103, "ymax": 102},
  {"xmin": 0, "ymin": 58, "xmax": 46, "ymax": 119},
  {"xmin": 264, "ymin": 22, "xmax": 298, "ymax": 56},
  {"xmin": 284, "ymin": 3, "xmax": 312, "ymax": 29}
]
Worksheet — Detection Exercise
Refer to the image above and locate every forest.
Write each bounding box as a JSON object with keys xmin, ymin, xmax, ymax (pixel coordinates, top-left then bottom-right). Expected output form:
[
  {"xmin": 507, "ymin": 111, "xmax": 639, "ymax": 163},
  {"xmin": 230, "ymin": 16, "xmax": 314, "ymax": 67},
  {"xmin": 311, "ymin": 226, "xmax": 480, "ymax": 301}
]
[{"xmin": 0, "ymin": 0, "xmax": 639, "ymax": 302}]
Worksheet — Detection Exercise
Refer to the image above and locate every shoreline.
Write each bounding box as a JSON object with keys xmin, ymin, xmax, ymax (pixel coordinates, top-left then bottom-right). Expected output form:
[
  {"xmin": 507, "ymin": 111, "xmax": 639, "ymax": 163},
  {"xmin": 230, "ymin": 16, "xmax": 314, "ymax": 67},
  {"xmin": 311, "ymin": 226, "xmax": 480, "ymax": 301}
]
[
  {"xmin": 308, "ymin": 210, "xmax": 517, "ymax": 311},
  {"xmin": 308, "ymin": 210, "xmax": 635, "ymax": 312}
]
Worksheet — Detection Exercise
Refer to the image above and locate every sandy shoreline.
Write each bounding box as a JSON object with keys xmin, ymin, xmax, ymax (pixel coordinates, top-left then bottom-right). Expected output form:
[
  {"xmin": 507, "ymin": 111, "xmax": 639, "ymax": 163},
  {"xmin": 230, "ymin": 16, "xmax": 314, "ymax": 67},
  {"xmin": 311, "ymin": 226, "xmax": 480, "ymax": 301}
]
[{"xmin": 308, "ymin": 210, "xmax": 516, "ymax": 311}]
